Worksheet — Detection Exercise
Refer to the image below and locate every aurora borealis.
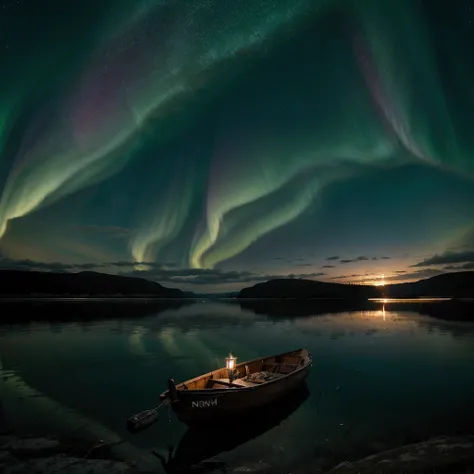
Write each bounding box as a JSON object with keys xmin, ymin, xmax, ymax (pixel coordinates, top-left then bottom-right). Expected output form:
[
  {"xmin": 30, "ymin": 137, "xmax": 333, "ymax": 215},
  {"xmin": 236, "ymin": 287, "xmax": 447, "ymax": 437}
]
[{"xmin": 1, "ymin": 0, "xmax": 474, "ymax": 291}]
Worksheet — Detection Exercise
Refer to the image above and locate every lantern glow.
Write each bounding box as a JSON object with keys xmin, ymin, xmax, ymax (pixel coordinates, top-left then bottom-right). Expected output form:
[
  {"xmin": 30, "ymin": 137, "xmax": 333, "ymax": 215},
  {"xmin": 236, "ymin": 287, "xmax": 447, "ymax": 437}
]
[{"xmin": 225, "ymin": 351, "xmax": 236, "ymax": 371}]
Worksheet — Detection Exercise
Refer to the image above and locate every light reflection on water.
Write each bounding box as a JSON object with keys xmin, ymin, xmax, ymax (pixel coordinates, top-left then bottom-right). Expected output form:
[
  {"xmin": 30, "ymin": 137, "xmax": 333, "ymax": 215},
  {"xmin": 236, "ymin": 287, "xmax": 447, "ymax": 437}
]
[
  {"xmin": 369, "ymin": 298, "xmax": 452, "ymax": 302},
  {"xmin": 1, "ymin": 300, "xmax": 474, "ymax": 473}
]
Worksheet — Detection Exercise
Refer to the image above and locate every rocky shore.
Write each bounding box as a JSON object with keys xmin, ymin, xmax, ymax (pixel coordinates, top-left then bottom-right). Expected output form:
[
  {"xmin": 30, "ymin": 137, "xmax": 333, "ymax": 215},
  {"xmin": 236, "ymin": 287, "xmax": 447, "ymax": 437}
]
[
  {"xmin": 329, "ymin": 435, "xmax": 474, "ymax": 474},
  {"xmin": 2, "ymin": 433, "xmax": 474, "ymax": 473},
  {"xmin": 0, "ymin": 435, "xmax": 151, "ymax": 474}
]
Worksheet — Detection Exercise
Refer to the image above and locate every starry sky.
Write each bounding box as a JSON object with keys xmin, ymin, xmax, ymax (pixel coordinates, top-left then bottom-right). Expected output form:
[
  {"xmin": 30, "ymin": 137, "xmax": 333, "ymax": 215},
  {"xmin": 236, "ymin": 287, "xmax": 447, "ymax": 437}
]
[{"xmin": 1, "ymin": 0, "xmax": 474, "ymax": 292}]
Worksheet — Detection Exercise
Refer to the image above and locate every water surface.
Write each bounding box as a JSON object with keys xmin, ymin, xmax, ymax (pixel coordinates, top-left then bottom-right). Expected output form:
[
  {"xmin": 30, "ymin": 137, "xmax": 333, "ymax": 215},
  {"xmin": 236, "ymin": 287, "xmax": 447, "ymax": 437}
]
[{"xmin": 1, "ymin": 300, "xmax": 474, "ymax": 472}]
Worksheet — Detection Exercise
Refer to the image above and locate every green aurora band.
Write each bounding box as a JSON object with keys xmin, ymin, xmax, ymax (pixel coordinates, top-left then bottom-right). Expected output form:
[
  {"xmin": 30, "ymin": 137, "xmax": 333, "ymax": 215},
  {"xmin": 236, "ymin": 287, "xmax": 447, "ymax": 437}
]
[{"xmin": 1, "ymin": 0, "xmax": 473, "ymax": 269}]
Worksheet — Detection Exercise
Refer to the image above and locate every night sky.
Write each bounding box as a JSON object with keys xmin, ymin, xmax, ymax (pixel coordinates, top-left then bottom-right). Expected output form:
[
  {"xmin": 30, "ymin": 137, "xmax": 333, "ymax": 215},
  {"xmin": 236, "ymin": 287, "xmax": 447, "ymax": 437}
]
[{"xmin": 1, "ymin": 0, "xmax": 474, "ymax": 292}]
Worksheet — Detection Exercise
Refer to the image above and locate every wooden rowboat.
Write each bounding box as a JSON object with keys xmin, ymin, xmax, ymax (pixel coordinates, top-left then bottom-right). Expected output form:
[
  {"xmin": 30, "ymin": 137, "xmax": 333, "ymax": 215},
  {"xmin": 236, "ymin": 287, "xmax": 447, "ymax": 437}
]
[
  {"xmin": 160, "ymin": 347, "xmax": 312, "ymax": 426},
  {"xmin": 155, "ymin": 385, "xmax": 310, "ymax": 471}
]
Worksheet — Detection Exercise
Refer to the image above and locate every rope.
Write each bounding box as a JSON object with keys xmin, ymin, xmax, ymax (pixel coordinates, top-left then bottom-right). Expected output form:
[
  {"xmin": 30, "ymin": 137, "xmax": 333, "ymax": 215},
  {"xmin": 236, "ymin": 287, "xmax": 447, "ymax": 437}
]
[{"xmin": 84, "ymin": 437, "xmax": 106, "ymax": 459}]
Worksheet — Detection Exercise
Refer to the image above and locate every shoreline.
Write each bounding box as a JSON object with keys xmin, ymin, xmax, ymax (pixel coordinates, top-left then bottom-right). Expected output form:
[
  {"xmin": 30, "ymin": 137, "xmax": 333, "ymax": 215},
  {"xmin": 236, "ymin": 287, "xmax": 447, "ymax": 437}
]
[
  {"xmin": 2, "ymin": 431, "xmax": 474, "ymax": 473},
  {"xmin": 0, "ymin": 433, "xmax": 152, "ymax": 473},
  {"xmin": 328, "ymin": 435, "xmax": 474, "ymax": 473}
]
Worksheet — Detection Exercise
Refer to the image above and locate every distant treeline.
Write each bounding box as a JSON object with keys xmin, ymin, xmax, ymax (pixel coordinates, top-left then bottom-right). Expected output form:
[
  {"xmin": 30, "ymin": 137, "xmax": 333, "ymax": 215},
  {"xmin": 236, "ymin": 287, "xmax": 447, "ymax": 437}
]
[{"xmin": 237, "ymin": 272, "xmax": 474, "ymax": 299}]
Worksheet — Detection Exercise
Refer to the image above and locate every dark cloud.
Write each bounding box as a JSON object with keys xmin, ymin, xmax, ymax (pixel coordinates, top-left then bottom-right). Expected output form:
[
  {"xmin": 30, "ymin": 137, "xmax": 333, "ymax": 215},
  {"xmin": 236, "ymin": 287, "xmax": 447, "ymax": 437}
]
[
  {"xmin": 133, "ymin": 269, "xmax": 262, "ymax": 285},
  {"xmin": 107, "ymin": 260, "xmax": 134, "ymax": 267},
  {"xmin": 326, "ymin": 256, "xmax": 339, "ymax": 261},
  {"xmin": 322, "ymin": 265, "xmax": 335, "ymax": 268},
  {"xmin": 412, "ymin": 250, "xmax": 474, "ymax": 267},
  {"xmin": 0, "ymin": 258, "xmax": 326, "ymax": 286},
  {"xmin": 340, "ymin": 256, "xmax": 369, "ymax": 264},
  {"xmin": 382, "ymin": 268, "xmax": 444, "ymax": 282},
  {"xmin": 0, "ymin": 258, "xmax": 99, "ymax": 272},
  {"xmin": 381, "ymin": 256, "xmax": 391, "ymax": 260},
  {"xmin": 0, "ymin": 258, "xmax": 178, "ymax": 273},
  {"xmin": 121, "ymin": 267, "xmax": 326, "ymax": 285},
  {"xmin": 283, "ymin": 257, "xmax": 308, "ymax": 263},
  {"xmin": 371, "ymin": 257, "xmax": 378, "ymax": 260},
  {"xmin": 394, "ymin": 270, "xmax": 407, "ymax": 274},
  {"xmin": 443, "ymin": 263, "xmax": 474, "ymax": 270},
  {"xmin": 111, "ymin": 261, "xmax": 179, "ymax": 268},
  {"xmin": 291, "ymin": 272, "xmax": 325, "ymax": 278},
  {"xmin": 329, "ymin": 273, "xmax": 365, "ymax": 280}
]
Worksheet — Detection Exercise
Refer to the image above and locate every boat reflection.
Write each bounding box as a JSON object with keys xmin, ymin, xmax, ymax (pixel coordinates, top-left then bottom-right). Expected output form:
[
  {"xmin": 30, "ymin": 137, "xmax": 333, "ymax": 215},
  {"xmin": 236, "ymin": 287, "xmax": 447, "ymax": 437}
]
[{"xmin": 153, "ymin": 384, "xmax": 310, "ymax": 473}]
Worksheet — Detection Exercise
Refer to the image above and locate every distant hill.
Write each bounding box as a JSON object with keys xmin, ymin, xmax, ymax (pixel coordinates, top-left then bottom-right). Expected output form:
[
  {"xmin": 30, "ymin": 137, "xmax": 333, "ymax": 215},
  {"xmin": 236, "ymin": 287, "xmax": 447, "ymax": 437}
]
[
  {"xmin": 384, "ymin": 271, "xmax": 474, "ymax": 298},
  {"xmin": 0, "ymin": 270, "xmax": 184, "ymax": 298},
  {"xmin": 238, "ymin": 271, "xmax": 474, "ymax": 299},
  {"xmin": 238, "ymin": 278, "xmax": 378, "ymax": 299},
  {"xmin": 3, "ymin": 269, "xmax": 473, "ymax": 300}
]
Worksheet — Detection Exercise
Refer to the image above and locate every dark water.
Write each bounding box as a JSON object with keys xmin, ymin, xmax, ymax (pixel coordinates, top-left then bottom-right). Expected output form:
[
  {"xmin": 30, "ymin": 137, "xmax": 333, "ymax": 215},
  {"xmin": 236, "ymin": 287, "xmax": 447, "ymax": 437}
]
[{"xmin": 1, "ymin": 299, "xmax": 474, "ymax": 472}]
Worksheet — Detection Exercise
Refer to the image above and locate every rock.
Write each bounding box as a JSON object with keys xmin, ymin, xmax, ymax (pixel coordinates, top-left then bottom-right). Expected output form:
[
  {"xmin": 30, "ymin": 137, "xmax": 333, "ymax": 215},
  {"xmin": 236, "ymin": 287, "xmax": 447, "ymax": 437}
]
[
  {"xmin": 0, "ymin": 449, "xmax": 18, "ymax": 468},
  {"xmin": 1, "ymin": 462, "xmax": 36, "ymax": 473},
  {"xmin": 0, "ymin": 448, "xmax": 35, "ymax": 473},
  {"xmin": 0, "ymin": 435, "xmax": 149, "ymax": 473},
  {"xmin": 0, "ymin": 450, "xmax": 11, "ymax": 462},
  {"xmin": 328, "ymin": 435, "xmax": 474, "ymax": 473},
  {"xmin": 232, "ymin": 461, "xmax": 272, "ymax": 472},
  {"xmin": 0, "ymin": 436, "xmax": 61, "ymax": 457},
  {"xmin": 26, "ymin": 456, "xmax": 138, "ymax": 473},
  {"xmin": 333, "ymin": 461, "xmax": 353, "ymax": 470}
]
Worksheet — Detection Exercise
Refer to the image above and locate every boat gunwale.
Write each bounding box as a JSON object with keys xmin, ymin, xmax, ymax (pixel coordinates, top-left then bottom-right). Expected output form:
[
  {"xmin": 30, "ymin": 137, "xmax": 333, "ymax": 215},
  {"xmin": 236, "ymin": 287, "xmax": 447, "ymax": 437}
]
[{"xmin": 160, "ymin": 347, "xmax": 311, "ymax": 398}]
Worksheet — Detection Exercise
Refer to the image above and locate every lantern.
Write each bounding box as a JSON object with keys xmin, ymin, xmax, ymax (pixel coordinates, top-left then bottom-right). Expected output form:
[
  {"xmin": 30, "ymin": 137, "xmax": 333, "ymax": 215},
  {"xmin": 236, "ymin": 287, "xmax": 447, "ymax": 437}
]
[{"xmin": 225, "ymin": 351, "xmax": 237, "ymax": 380}]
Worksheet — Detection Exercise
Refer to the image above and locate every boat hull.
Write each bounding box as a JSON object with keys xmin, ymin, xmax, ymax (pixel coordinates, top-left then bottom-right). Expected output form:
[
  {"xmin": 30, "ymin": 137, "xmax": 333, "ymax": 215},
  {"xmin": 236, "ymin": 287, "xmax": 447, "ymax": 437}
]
[{"xmin": 170, "ymin": 361, "xmax": 310, "ymax": 426}]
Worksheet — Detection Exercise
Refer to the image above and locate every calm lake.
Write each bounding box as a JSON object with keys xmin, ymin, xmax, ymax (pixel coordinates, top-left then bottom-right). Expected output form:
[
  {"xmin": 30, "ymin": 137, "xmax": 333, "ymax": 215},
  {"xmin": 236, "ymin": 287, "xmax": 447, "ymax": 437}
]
[{"xmin": 1, "ymin": 299, "xmax": 474, "ymax": 472}]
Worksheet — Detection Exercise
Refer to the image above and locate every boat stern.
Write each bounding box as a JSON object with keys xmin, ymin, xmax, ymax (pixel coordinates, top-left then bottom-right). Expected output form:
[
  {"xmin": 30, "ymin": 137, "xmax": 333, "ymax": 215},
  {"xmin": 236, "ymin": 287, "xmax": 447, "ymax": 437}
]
[{"xmin": 160, "ymin": 378, "xmax": 179, "ymax": 402}]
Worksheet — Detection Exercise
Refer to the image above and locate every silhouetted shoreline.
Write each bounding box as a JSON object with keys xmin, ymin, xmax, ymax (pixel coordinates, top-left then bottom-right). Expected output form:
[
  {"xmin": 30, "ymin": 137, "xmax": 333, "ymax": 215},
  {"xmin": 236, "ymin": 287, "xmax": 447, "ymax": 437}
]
[
  {"xmin": 0, "ymin": 270, "xmax": 184, "ymax": 298},
  {"xmin": 2, "ymin": 269, "xmax": 474, "ymax": 300},
  {"xmin": 237, "ymin": 271, "xmax": 474, "ymax": 299}
]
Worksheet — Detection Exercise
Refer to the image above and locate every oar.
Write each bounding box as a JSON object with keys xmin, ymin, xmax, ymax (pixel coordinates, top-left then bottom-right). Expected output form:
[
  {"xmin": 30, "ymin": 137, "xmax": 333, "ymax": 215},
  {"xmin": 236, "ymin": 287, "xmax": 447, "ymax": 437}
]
[
  {"xmin": 126, "ymin": 398, "xmax": 176, "ymax": 434},
  {"xmin": 126, "ymin": 402, "xmax": 165, "ymax": 433}
]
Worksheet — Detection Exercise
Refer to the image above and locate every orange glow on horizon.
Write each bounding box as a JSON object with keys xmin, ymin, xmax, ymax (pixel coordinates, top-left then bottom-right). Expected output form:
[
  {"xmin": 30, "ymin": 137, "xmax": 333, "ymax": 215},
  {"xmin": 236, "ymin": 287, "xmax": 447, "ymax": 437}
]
[{"xmin": 373, "ymin": 274, "xmax": 385, "ymax": 287}]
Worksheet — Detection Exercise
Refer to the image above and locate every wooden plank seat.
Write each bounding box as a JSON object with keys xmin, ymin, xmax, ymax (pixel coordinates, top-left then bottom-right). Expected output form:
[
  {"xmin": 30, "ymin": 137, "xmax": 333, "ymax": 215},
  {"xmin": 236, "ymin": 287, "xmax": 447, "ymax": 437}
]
[
  {"xmin": 203, "ymin": 361, "xmax": 300, "ymax": 390},
  {"xmin": 206, "ymin": 378, "xmax": 260, "ymax": 389},
  {"xmin": 206, "ymin": 370, "xmax": 287, "ymax": 389},
  {"xmin": 208, "ymin": 379, "xmax": 240, "ymax": 389},
  {"xmin": 230, "ymin": 378, "xmax": 260, "ymax": 388}
]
